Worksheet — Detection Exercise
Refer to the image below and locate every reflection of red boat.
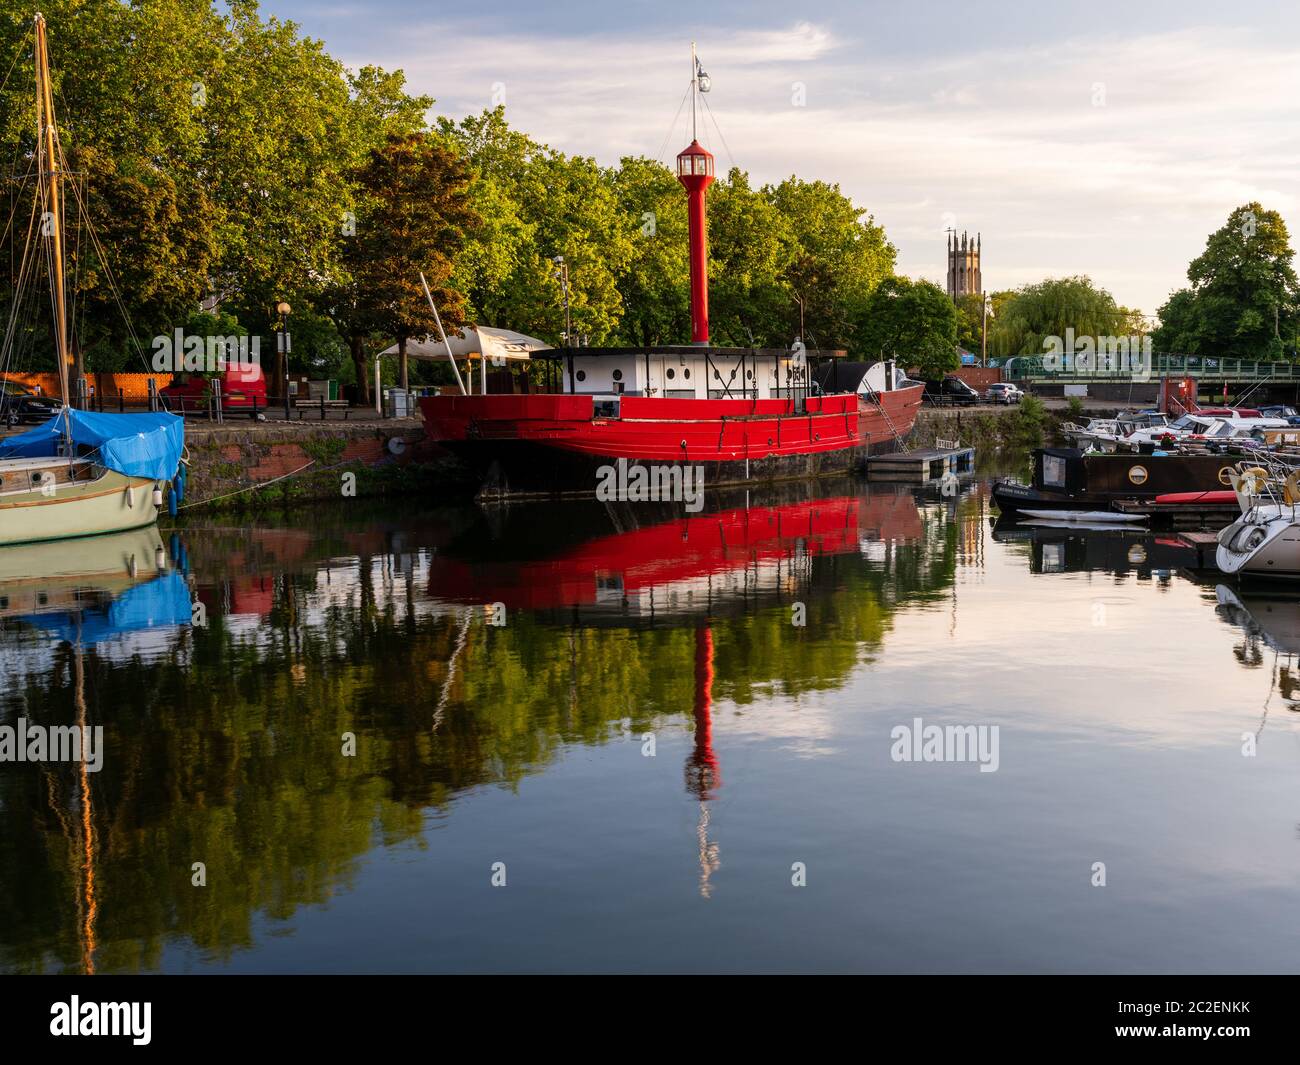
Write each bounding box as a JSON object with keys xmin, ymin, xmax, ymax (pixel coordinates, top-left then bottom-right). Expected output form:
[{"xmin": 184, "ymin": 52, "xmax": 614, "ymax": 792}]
[{"xmin": 428, "ymin": 493, "xmax": 921, "ymax": 614}]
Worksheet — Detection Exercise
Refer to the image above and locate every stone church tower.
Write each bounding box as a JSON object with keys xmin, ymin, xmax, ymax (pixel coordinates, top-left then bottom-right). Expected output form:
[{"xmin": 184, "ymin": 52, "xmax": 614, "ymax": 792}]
[{"xmin": 946, "ymin": 231, "xmax": 982, "ymax": 300}]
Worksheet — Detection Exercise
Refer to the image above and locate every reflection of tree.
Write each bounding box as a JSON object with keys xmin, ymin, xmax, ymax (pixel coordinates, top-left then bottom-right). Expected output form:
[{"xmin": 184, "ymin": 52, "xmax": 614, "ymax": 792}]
[{"xmin": 0, "ymin": 505, "xmax": 958, "ymax": 973}]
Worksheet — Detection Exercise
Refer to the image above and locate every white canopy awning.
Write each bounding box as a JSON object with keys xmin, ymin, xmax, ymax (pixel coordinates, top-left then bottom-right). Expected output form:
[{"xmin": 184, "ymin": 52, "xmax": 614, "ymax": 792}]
[{"xmin": 380, "ymin": 326, "xmax": 548, "ymax": 363}]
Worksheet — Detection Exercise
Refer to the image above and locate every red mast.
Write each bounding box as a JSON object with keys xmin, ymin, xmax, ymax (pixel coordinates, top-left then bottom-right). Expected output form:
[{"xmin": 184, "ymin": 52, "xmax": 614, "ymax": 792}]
[{"xmin": 677, "ymin": 45, "xmax": 715, "ymax": 344}]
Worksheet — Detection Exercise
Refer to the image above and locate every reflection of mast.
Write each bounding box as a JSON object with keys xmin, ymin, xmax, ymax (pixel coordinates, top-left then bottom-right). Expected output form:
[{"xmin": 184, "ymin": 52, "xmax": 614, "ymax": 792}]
[
  {"xmin": 72, "ymin": 632, "xmax": 98, "ymax": 974},
  {"xmin": 684, "ymin": 627, "xmax": 720, "ymax": 897}
]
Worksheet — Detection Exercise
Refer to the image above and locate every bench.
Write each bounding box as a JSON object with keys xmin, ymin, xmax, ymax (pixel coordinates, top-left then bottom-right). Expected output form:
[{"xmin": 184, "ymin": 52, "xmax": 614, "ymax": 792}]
[{"xmin": 292, "ymin": 397, "xmax": 352, "ymax": 420}]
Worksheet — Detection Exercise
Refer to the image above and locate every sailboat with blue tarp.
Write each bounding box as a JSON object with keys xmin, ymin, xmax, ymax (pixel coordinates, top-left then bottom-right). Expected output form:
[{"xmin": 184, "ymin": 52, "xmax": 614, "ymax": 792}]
[{"xmin": 0, "ymin": 15, "xmax": 184, "ymax": 546}]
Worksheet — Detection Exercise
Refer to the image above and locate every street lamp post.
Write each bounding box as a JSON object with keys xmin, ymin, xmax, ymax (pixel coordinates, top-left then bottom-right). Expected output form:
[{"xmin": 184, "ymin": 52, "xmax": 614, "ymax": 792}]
[
  {"xmin": 980, "ymin": 291, "xmax": 989, "ymax": 368},
  {"xmin": 276, "ymin": 300, "xmax": 291, "ymax": 419}
]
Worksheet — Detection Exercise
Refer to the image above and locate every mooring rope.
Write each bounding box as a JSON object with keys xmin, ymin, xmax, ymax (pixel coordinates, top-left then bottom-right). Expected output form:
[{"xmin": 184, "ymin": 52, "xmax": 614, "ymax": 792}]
[{"xmin": 174, "ymin": 459, "xmax": 317, "ymax": 510}]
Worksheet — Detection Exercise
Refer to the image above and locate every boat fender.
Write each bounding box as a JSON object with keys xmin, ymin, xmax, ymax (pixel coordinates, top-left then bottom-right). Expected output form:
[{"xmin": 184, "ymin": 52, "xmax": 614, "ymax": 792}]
[
  {"xmin": 155, "ymin": 544, "xmax": 166, "ymax": 571},
  {"xmin": 152, "ymin": 485, "xmax": 164, "ymax": 507},
  {"xmin": 168, "ymin": 482, "xmax": 178, "ymax": 517}
]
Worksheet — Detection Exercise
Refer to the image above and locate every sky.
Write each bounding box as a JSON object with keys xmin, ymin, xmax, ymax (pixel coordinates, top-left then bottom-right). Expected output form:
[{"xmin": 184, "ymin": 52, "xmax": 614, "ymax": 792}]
[{"xmin": 272, "ymin": 0, "xmax": 1300, "ymax": 318}]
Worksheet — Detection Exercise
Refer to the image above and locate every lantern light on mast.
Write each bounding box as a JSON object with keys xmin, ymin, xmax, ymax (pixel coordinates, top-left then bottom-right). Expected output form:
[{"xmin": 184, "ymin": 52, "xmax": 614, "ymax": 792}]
[{"xmin": 678, "ymin": 43, "xmax": 716, "ymax": 345}]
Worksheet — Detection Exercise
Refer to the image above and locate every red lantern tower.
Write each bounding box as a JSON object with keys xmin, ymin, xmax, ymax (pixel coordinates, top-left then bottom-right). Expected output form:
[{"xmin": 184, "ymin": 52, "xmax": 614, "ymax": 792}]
[{"xmin": 677, "ymin": 46, "xmax": 715, "ymax": 344}]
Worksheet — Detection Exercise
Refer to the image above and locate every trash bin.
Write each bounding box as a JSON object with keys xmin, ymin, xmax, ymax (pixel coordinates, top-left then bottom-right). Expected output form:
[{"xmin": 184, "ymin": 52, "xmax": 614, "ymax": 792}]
[{"xmin": 386, "ymin": 389, "xmax": 411, "ymax": 418}]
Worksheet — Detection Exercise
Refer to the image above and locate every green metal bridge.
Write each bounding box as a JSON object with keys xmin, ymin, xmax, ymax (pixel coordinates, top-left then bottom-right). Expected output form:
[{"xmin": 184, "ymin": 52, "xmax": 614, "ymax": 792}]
[{"xmin": 1002, "ymin": 354, "xmax": 1300, "ymax": 382}]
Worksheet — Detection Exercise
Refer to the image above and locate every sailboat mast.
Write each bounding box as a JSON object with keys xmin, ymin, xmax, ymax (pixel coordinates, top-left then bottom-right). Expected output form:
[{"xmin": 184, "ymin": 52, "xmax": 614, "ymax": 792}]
[{"xmin": 34, "ymin": 14, "xmax": 71, "ymax": 407}]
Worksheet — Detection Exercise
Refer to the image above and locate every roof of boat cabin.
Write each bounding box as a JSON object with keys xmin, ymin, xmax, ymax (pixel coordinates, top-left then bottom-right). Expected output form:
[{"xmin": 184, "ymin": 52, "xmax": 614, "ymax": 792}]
[{"xmin": 533, "ymin": 345, "xmax": 848, "ymax": 359}]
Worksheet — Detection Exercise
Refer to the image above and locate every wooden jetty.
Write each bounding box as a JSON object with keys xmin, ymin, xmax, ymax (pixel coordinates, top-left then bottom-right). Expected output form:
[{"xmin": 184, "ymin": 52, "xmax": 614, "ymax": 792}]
[
  {"xmin": 865, "ymin": 442, "xmax": 975, "ymax": 485},
  {"xmin": 1171, "ymin": 531, "xmax": 1223, "ymax": 571},
  {"xmin": 1113, "ymin": 498, "xmax": 1241, "ymax": 530}
]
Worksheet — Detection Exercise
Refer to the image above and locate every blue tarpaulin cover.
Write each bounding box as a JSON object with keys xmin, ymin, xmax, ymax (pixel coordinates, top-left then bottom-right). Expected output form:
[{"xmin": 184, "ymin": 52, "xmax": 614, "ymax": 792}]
[
  {"xmin": 21, "ymin": 571, "xmax": 192, "ymax": 645},
  {"xmin": 0, "ymin": 410, "xmax": 184, "ymax": 481}
]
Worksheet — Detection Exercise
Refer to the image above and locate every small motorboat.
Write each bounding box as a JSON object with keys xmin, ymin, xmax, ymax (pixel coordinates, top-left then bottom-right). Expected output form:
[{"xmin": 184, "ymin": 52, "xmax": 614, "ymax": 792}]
[
  {"xmin": 1216, "ymin": 464, "xmax": 1300, "ymax": 579},
  {"xmin": 1018, "ymin": 509, "xmax": 1145, "ymax": 524}
]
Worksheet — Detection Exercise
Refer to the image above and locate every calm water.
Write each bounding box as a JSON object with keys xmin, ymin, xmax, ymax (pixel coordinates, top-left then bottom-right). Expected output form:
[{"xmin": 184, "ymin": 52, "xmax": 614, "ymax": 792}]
[{"xmin": 1, "ymin": 476, "xmax": 1298, "ymax": 974}]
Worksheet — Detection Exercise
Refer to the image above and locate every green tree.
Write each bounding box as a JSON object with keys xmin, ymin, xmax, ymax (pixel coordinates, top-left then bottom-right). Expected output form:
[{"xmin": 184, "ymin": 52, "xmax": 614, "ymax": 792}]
[
  {"xmin": 767, "ymin": 176, "xmax": 895, "ymax": 350},
  {"xmin": 608, "ymin": 156, "xmax": 689, "ymax": 346},
  {"xmin": 855, "ymin": 277, "xmax": 958, "ymax": 378},
  {"xmin": 1153, "ymin": 203, "xmax": 1299, "ymax": 358},
  {"xmin": 989, "ymin": 276, "xmax": 1129, "ymax": 357},
  {"xmin": 438, "ymin": 108, "xmax": 633, "ymax": 344},
  {"xmin": 706, "ymin": 169, "xmax": 793, "ymax": 346},
  {"xmin": 320, "ymin": 134, "xmax": 479, "ymax": 402}
]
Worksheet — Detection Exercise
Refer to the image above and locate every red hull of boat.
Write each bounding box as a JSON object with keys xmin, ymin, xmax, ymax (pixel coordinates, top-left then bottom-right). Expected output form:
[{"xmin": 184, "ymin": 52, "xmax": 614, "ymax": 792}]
[{"xmin": 420, "ymin": 386, "xmax": 924, "ymax": 496}]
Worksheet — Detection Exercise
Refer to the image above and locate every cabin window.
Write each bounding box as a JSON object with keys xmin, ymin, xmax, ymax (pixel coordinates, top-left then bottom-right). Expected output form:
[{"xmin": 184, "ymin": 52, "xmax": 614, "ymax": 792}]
[
  {"xmin": 576, "ymin": 370, "xmax": 586, "ymax": 382},
  {"xmin": 612, "ymin": 369, "xmax": 623, "ymax": 382},
  {"xmin": 683, "ymin": 369, "xmax": 691, "ymax": 379},
  {"xmin": 1042, "ymin": 455, "xmax": 1067, "ymax": 487},
  {"xmin": 666, "ymin": 368, "xmax": 676, "ymax": 380}
]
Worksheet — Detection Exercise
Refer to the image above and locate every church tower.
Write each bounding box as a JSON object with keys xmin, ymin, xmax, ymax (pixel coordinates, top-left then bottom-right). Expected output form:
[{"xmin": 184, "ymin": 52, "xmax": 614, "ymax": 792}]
[{"xmin": 946, "ymin": 231, "xmax": 982, "ymax": 300}]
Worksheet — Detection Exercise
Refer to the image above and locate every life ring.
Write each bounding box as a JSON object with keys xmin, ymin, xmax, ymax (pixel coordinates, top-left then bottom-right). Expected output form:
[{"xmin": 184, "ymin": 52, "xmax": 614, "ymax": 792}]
[{"xmin": 1240, "ymin": 466, "xmax": 1269, "ymax": 495}]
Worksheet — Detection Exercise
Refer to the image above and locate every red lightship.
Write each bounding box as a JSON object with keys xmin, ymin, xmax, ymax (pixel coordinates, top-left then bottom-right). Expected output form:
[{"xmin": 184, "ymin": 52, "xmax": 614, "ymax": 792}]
[{"xmin": 420, "ymin": 49, "xmax": 923, "ymax": 499}]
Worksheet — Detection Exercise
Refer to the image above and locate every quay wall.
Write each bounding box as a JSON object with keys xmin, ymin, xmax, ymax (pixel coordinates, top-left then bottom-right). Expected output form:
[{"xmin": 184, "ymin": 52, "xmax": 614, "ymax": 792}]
[
  {"xmin": 177, "ymin": 418, "xmax": 472, "ymax": 512},
  {"xmin": 911, "ymin": 405, "xmax": 1065, "ymax": 452}
]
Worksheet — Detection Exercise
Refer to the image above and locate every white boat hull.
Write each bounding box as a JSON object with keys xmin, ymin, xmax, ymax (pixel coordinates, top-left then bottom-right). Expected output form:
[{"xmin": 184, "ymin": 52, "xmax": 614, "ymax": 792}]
[
  {"xmin": 0, "ymin": 464, "xmax": 159, "ymax": 546},
  {"xmin": 1216, "ymin": 505, "xmax": 1300, "ymax": 578}
]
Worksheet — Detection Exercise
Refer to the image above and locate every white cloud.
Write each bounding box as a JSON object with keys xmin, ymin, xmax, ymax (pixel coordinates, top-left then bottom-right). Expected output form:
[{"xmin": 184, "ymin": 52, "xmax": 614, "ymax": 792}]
[{"xmin": 344, "ymin": 20, "xmax": 1300, "ymax": 313}]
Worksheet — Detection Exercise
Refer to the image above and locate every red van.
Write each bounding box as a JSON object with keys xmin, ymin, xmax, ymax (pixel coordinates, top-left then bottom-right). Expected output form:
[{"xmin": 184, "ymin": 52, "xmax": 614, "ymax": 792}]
[{"xmin": 160, "ymin": 362, "xmax": 267, "ymax": 415}]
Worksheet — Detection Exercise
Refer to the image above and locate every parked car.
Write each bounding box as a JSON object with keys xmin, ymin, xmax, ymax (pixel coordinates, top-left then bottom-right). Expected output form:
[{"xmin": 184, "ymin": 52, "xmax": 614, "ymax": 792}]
[
  {"xmin": 0, "ymin": 382, "xmax": 61, "ymax": 426},
  {"xmin": 923, "ymin": 376, "xmax": 980, "ymax": 406},
  {"xmin": 159, "ymin": 362, "xmax": 268, "ymax": 417},
  {"xmin": 983, "ymin": 382, "xmax": 1024, "ymax": 405}
]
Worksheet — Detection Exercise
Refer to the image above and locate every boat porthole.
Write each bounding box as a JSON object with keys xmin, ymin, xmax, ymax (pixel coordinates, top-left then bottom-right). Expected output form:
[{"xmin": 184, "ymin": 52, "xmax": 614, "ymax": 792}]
[
  {"xmin": 714, "ymin": 370, "xmax": 721, "ymax": 380},
  {"xmin": 683, "ymin": 369, "xmax": 690, "ymax": 379},
  {"xmin": 575, "ymin": 370, "xmax": 586, "ymax": 382},
  {"xmin": 667, "ymin": 368, "xmax": 675, "ymax": 380},
  {"xmin": 747, "ymin": 370, "xmax": 753, "ymax": 380},
  {"xmin": 612, "ymin": 369, "xmax": 623, "ymax": 382},
  {"xmin": 1218, "ymin": 466, "xmax": 1233, "ymax": 486},
  {"xmin": 1128, "ymin": 465, "xmax": 1148, "ymax": 485}
]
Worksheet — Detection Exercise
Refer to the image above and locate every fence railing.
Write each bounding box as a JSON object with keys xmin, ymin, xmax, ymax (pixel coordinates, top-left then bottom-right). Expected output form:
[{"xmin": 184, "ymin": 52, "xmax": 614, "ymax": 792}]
[{"xmin": 1004, "ymin": 354, "xmax": 1300, "ymax": 381}]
